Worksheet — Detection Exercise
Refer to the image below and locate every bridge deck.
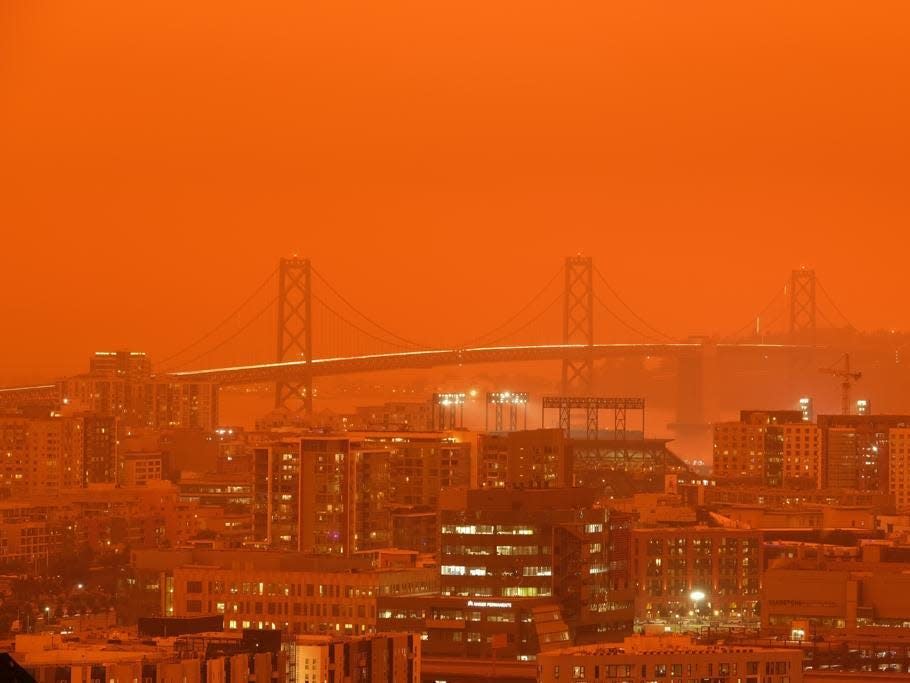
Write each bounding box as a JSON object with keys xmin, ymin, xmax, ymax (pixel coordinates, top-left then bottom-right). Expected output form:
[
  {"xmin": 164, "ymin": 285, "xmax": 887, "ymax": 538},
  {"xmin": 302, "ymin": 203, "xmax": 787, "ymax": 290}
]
[{"xmin": 165, "ymin": 342, "xmax": 809, "ymax": 386}]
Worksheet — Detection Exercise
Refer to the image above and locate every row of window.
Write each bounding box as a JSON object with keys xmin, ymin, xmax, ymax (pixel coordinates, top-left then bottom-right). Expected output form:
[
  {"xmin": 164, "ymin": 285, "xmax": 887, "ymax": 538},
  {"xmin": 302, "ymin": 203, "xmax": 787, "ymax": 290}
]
[
  {"xmin": 441, "ymin": 525, "xmax": 538, "ymax": 535},
  {"xmin": 556, "ymin": 659, "xmax": 788, "ymax": 679}
]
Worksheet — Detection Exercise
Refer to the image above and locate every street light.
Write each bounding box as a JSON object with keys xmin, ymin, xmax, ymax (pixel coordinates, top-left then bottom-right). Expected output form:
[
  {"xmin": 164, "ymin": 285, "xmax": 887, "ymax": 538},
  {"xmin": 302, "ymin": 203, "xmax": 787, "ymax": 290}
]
[{"xmin": 689, "ymin": 590, "xmax": 706, "ymax": 618}]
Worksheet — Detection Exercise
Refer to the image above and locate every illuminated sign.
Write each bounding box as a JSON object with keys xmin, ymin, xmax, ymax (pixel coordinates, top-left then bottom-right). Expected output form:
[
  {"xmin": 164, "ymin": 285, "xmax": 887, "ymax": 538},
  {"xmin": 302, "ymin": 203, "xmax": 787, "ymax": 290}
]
[{"xmin": 467, "ymin": 600, "xmax": 512, "ymax": 609}]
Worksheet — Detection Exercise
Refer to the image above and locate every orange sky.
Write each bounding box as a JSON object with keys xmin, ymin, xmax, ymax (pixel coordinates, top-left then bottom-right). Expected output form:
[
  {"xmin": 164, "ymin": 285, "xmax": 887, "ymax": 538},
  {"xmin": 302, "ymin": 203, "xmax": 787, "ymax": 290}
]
[{"xmin": 1, "ymin": 1, "xmax": 909, "ymax": 384}]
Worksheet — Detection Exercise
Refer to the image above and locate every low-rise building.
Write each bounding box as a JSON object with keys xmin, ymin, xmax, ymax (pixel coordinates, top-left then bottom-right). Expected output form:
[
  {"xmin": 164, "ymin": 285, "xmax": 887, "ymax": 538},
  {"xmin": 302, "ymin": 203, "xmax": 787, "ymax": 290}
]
[
  {"xmin": 15, "ymin": 628, "xmax": 286, "ymax": 683},
  {"xmin": 537, "ymin": 634, "xmax": 802, "ymax": 683},
  {"xmin": 630, "ymin": 527, "xmax": 762, "ymax": 623},
  {"xmin": 153, "ymin": 551, "xmax": 437, "ymax": 636},
  {"xmin": 295, "ymin": 632, "xmax": 420, "ymax": 683},
  {"xmin": 762, "ymin": 555, "xmax": 910, "ymax": 634}
]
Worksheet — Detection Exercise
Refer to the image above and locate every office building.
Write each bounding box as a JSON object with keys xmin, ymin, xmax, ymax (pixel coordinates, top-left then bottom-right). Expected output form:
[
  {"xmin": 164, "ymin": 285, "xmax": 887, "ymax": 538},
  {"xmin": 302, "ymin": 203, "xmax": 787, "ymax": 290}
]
[{"xmin": 378, "ymin": 488, "xmax": 635, "ymax": 661}]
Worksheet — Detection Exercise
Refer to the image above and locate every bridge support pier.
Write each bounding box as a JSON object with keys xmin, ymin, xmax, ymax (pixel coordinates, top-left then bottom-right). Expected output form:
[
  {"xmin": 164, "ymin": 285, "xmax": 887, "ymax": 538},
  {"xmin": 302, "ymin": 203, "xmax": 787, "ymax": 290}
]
[
  {"xmin": 562, "ymin": 256, "xmax": 594, "ymax": 393},
  {"xmin": 789, "ymin": 268, "xmax": 817, "ymax": 343},
  {"xmin": 275, "ymin": 257, "xmax": 313, "ymax": 414},
  {"xmin": 674, "ymin": 348, "xmax": 706, "ymax": 429}
]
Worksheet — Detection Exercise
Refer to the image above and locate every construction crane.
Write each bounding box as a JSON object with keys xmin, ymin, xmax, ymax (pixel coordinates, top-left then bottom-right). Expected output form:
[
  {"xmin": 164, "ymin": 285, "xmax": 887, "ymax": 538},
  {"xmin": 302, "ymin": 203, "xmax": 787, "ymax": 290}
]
[{"xmin": 820, "ymin": 353, "xmax": 862, "ymax": 415}]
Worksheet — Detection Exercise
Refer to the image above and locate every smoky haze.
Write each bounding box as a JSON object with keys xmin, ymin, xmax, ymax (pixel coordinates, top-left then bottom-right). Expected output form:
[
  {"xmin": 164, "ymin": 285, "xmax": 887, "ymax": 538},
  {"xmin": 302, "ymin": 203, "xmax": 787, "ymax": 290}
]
[{"xmin": 1, "ymin": 1, "xmax": 909, "ymax": 385}]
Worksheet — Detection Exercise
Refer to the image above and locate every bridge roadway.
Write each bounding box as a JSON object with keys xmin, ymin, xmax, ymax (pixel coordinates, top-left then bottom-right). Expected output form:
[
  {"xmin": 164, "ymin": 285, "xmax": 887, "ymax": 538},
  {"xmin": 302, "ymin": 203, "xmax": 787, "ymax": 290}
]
[{"xmin": 166, "ymin": 342, "xmax": 809, "ymax": 386}]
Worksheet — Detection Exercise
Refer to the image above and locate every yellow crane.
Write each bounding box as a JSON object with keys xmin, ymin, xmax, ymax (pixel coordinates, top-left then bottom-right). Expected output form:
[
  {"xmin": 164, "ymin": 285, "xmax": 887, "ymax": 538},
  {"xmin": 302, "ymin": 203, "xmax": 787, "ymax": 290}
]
[{"xmin": 820, "ymin": 353, "xmax": 862, "ymax": 415}]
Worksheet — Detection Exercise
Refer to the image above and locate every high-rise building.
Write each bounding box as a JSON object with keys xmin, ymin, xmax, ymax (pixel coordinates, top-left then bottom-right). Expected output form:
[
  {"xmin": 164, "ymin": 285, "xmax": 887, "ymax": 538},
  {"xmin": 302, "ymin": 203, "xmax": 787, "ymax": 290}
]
[
  {"xmin": 477, "ymin": 433, "xmax": 509, "ymax": 488},
  {"xmin": 781, "ymin": 422, "xmax": 822, "ymax": 487},
  {"xmin": 88, "ymin": 350, "xmax": 152, "ymax": 379},
  {"xmin": 0, "ymin": 502, "xmax": 51, "ymax": 565},
  {"xmin": 252, "ymin": 432, "xmax": 470, "ymax": 555},
  {"xmin": 0, "ymin": 413, "xmax": 115, "ymax": 495},
  {"xmin": 82, "ymin": 414, "xmax": 117, "ymax": 484},
  {"xmin": 889, "ymin": 428, "xmax": 910, "ymax": 511},
  {"xmin": 825, "ymin": 427, "xmax": 862, "ymax": 490},
  {"xmin": 377, "ymin": 487, "xmax": 634, "ymax": 662},
  {"xmin": 252, "ymin": 438, "xmax": 304, "ymax": 551},
  {"xmin": 59, "ymin": 352, "xmax": 220, "ymax": 431},
  {"xmin": 448, "ymin": 487, "xmax": 630, "ymax": 638},
  {"xmin": 714, "ymin": 411, "xmax": 818, "ymax": 488},
  {"xmin": 502, "ymin": 428, "xmax": 572, "ymax": 488},
  {"xmin": 818, "ymin": 414, "xmax": 910, "ymax": 491},
  {"xmin": 799, "ymin": 397, "xmax": 814, "ymax": 423}
]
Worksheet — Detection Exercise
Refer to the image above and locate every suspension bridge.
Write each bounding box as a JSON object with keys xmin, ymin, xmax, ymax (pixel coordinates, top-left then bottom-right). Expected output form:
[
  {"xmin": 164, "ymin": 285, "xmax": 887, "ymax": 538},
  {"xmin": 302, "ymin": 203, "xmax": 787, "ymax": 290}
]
[{"xmin": 2, "ymin": 256, "xmax": 854, "ymax": 426}]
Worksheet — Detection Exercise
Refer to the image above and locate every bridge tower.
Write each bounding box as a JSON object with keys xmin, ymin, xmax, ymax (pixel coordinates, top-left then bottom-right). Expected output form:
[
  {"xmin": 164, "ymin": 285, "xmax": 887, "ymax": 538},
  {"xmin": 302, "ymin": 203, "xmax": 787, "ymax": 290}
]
[
  {"xmin": 789, "ymin": 268, "xmax": 816, "ymax": 342},
  {"xmin": 275, "ymin": 257, "xmax": 313, "ymax": 414},
  {"xmin": 562, "ymin": 256, "xmax": 594, "ymax": 393}
]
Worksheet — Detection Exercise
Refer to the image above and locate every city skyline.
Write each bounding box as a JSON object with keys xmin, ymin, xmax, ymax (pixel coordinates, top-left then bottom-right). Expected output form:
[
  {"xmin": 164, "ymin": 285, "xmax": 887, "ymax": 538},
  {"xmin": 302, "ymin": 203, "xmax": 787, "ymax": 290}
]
[
  {"xmin": 3, "ymin": 3, "xmax": 910, "ymax": 682},
  {"xmin": 2, "ymin": 2, "xmax": 910, "ymax": 384}
]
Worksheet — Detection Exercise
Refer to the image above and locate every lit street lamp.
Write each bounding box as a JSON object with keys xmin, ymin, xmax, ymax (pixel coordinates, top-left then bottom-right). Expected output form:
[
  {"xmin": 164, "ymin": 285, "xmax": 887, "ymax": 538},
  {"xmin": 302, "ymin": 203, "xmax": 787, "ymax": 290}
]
[{"xmin": 689, "ymin": 589, "xmax": 706, "ymax": 618}]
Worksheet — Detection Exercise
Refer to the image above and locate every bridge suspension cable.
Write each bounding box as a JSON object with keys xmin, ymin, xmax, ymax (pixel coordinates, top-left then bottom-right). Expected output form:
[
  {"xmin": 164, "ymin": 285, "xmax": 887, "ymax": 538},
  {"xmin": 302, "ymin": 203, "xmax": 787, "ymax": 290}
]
[
  {"xmin": 311, "ymin": 291, "xmax": 421, "ymax": 355},
  {"xmin": 156, "ymin": 266, "xmax": 279, "ymax": 371},
  {"xmin": 311, "ymin": 266, "xmax": 427, "ymax": 349},
  {"xmin": 164, "ymin": 293, "xmax": 279, "ymax": 371},
  {"xmin": 592, "ymin": 291, "xmax": 666, "ymax": 343},
  {"xmin": 816, "ymin": 276, "xmax": 856, "ymax": 330},
  {"xmin": 457, "ymin": 264, "xmax": 565, "ymax": 348},
  {"xmin": 592, "ymin": 266, "xmax": 675, "ymax": 342},
  {"xmin": 477, "ymin": 288, "xmax": 565, "ymax": 347},
  {"xmin": 720, "ymin": 282, "xmax": 788, "ymax": 342}
]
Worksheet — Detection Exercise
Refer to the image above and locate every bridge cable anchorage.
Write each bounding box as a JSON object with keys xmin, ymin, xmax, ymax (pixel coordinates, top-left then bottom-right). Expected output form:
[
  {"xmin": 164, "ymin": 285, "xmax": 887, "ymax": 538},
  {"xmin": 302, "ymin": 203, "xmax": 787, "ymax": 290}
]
[
  {"xmin": 157, "ymin": 265, "xmax": 279, "ymax": 370},
  {"xmin": 311, "ymin": 292, "xmax": 419, "ymax": 354},
  {"xmin": 166, "ymin": 294, "xmax": 279, "ymax": 371},
  {"xmin": 720, "ymin": 282, "xmax": 787, "ymax": 342},
  {"xmin": 592, "ymin": 292, "xmax": 665, "ymax": 343},
  {"xmin": 592, "ymin": 265, "xmax": 675, "ymax": 342},
  {"xmin": 815, "ymin": 277, "xmax": 856, "ymax": 331},
  {"xmin": 311, "ymin": 266, "xmax": 428, "ymax": 349},
  {"xmin": 477, "ymin": 288, "xmax": 565, "ymax": 347},
  {"xmin": 457, "ymin": 264, "xmax": 565, "ymax": 348}
]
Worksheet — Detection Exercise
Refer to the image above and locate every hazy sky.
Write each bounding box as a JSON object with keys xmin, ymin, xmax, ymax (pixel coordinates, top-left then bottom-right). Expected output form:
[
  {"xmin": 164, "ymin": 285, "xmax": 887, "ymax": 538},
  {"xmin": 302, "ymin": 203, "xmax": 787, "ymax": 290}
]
[{"xmin": 1, "ymin": 2, "xmax": 908, "ymax": 384}]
